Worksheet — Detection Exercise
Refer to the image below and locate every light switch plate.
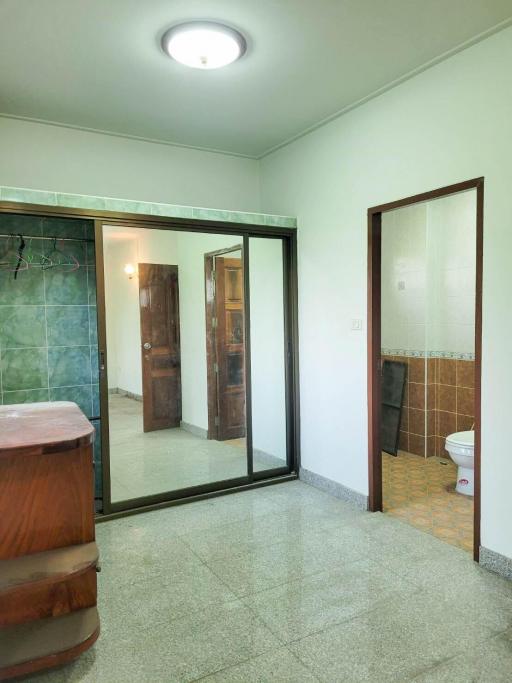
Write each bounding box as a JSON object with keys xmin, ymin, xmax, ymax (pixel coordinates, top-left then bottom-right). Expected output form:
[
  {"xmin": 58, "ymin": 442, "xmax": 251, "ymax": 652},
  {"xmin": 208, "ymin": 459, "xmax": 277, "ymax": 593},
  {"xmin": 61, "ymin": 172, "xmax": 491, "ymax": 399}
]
[{"xmin": 351, "ymin": 319, "xmax": 363, "ymax": 331}]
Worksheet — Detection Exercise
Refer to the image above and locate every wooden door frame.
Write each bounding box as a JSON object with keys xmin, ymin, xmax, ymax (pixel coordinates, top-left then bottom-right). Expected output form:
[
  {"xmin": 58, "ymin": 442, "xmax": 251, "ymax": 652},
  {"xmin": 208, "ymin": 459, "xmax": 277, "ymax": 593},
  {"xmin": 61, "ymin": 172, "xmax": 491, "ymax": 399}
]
[
  {"xmin": 204, "ymin": 244, "xmax": 243, "ymax": 441},
  {"xmin": 367, "ymin": 177, "xmax": 484, "ymax": 562}
]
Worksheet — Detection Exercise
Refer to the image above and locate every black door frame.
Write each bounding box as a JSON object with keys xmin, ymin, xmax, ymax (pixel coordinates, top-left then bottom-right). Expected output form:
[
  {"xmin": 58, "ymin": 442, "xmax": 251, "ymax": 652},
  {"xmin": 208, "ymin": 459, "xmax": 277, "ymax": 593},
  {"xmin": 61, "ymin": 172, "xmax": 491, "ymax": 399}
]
[{"xmin": 96, "ymin": 220, "xmax": 299, "ymax": 515}]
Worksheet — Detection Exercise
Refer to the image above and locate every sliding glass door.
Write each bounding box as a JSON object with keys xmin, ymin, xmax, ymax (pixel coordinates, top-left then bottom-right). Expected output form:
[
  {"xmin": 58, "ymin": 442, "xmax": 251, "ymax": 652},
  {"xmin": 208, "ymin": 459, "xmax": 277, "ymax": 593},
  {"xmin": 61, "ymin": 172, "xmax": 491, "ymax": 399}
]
[{"xmin": 97, "ymin": 223, "xmax": 296, "ymax": 513}]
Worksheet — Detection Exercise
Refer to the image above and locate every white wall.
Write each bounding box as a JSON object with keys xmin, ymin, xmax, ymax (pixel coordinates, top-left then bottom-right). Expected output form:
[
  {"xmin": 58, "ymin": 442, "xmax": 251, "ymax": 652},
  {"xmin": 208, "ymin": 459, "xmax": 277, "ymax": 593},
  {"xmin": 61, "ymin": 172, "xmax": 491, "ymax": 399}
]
[
  {"xmin": 260, "ymin": 26, "xmax": 512, "ymax": 560},
  {"xmin": 0, "ymin": 117, "xmax": 260, "ymax": 212},
  {"xmin": 249, "ymin": 238, "xmax": 287, "ymax": 463},
  {"xmin": 427, "ymin": 191, "xmax": 476, "ymax": 357},
  {"xmin": 104, "ymin": 236, "xmax": 142, "ymax": 395},
  {"xmin": 381, "ymin": 191, "xmax": 476, "ymax": 357},
  {"xmin": 381, "ymin": 202, "xmax": 427, "ymax": 353}
]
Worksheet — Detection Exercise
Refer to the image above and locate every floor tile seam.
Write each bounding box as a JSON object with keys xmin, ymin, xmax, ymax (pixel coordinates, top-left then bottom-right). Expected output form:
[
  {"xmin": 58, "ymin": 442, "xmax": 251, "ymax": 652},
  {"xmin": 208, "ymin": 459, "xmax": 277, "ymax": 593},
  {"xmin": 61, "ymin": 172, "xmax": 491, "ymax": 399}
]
[
  {"xmin": 97, "ymin": 536, "xmax": 205, "ymax": 561},
  {"xmin": 282, "ymin": 644, "xmax": 326, "ymax": 683},
  {"xmin": 180, "ymin": 541, "xmax": 260, "ymax": 599},
  {"xmin": 178, "ymin": 527, "xmax": 367, "ymax": 566},
  {"xmin": 97, "ymin": 554, "xmax": 236, "ymax": 590},
  {"xmin": 166, "ymin": 533, "xmax": 248, "ymax": 601},
  {"xmin": 237, "ymin": 554, "xmax": 386, "ymax": 606},
  {"xmin": 98, "ymin": 563, "xmax": 242, "ymax": 595},
  {"xmin": 99, "ymin": 588, "xmax": 271, "ymax": 639},
  {"xmin": 175, "ymin": 514, "xmax": 279, "ymax": 545},
  {"xmin": 408, "ymin": 654, "xmax": 460, "ymax": 682},
  {"xmin": 239, "ymin": 595, "xmax": 291, "ymax": 647},
  {"xmin": 178, "ymin": 522, "xmax": 360, "ymax": 565},
  {"xmin": 172, "ymin": 505, "xmax": 288, "ymax": 535},
  {"xmin": 402, "ymin": 585, "xmax": 512, "ymax": 628},
  {"xmin": 236, "ymin": 544, "xmax": 374, "ymax": 587},
  {"xmin": 187, "ymin": 644, "xmax": 286, "ymax": 683},
  {"xmin": 206, "ymin": 560, "xmax": 336, "ymax": 602},
  {"xmin": 266, "ymin": 587, "xmax": 426, "ymax": 650},
  {"xmin": 408, "ymin": 627, "xmax": 512, "ymax": 681},
  {"xmin": 283, "ymin": 597, "xmax": 394, "ymax": 651},
  {"xmin": 99, "ymin": 594, "xmax": 247, "ymax": 640}
]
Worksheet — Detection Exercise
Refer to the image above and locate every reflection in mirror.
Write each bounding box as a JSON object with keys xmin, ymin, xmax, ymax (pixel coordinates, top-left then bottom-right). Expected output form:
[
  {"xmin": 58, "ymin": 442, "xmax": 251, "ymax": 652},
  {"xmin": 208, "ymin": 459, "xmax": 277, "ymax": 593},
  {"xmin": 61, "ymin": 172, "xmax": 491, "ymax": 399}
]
[
  {"xmin": 102, "ymin": 226, "xmax": 247, "ymax": 502},
  {"xmin": 249, "ymin": 238, "xmax": 288, "ymax": 471}
]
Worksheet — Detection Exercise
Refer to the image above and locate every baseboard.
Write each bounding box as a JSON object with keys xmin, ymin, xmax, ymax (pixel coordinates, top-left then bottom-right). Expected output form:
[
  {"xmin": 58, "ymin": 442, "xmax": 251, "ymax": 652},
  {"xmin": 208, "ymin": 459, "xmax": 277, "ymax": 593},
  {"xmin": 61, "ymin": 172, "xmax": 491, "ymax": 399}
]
[
  {"xmin": 479, "ymin": 547, "xmax": 512, "ymax": 581},
  {"xmin": 109, "ymin": 388, "xmax": 143, "ymax": 402},
  {"xmin": 180, "ymin": 421, "xmax": 208, "ymax": 439},
  {"xmin": 299, "ymin": 467, "xmax": 368, "ymax": 510}
]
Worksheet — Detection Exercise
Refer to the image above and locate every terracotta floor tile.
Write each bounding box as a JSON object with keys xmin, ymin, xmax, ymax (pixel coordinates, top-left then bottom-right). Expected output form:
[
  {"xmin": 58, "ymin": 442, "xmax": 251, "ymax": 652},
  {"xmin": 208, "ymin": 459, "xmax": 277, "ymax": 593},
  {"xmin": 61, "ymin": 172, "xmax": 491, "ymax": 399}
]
[{"xmin": 382, "ymin": 451, "xmax": 473, "ymax": 554}]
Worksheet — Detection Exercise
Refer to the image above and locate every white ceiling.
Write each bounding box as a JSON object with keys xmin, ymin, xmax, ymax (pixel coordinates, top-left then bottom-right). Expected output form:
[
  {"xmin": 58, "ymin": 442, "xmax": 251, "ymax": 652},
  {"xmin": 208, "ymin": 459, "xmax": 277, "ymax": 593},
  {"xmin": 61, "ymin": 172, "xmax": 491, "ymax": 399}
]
[{"xmin": 1, "ymin": 0, "xmax": 511, "ymax": 158}]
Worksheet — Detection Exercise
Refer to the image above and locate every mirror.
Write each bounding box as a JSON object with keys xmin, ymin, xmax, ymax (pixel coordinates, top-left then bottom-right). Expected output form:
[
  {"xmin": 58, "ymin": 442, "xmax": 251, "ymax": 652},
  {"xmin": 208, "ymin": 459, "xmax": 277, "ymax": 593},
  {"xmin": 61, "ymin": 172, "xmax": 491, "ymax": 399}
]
[
  {"xmin": 249, "ymin": 237, "xmax": 288, "ymax": 472},
  {"xmin": 102, "ymin": 226, "xmax": 248, "ymax": 502}
]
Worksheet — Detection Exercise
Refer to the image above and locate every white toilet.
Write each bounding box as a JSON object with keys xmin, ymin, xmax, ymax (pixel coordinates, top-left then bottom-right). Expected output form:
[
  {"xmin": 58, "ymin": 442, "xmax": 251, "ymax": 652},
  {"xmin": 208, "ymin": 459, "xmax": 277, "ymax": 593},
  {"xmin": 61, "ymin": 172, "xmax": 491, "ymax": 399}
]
[{"xmin": 445, "ymin": 431, "xmax": 474, "ymax": 496}]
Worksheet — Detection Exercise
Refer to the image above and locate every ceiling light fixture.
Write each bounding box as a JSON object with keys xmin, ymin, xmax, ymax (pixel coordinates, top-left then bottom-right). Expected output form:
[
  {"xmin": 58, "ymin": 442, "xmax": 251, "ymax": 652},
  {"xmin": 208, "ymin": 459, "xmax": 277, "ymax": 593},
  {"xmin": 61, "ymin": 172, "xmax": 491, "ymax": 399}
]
[{"xmin": 161, "ymin": 21, "xmax": 247, "ymax": 70}]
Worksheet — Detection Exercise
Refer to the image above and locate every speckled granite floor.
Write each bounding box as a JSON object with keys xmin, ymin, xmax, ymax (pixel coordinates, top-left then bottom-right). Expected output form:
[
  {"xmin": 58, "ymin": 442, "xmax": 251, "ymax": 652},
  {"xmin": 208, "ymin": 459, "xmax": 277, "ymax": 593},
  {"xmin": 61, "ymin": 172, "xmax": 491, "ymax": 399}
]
[
  {"xmin": 383, "ymin": 451, "xmax": 474, "ymax": 553},
  {"xmin": 28, "ymin": 481, "xmax": 512, "ymax": 682}
]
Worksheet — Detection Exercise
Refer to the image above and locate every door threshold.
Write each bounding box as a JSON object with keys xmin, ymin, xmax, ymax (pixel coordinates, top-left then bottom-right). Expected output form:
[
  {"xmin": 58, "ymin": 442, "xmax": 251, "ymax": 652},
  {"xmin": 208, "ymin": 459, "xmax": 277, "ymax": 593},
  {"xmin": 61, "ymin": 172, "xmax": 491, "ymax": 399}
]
[{"xmin": 95, "ymin": 472, "xmax": 298, "ymax": 523}]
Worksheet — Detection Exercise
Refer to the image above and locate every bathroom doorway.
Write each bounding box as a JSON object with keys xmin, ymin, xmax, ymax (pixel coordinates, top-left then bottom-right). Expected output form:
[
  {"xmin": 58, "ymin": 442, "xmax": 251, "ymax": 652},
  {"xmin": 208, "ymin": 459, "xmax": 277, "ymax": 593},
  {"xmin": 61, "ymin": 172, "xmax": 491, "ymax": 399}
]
[{"xmin": 367, "ymin": 178, "xmax": 483, "ymax": 560}]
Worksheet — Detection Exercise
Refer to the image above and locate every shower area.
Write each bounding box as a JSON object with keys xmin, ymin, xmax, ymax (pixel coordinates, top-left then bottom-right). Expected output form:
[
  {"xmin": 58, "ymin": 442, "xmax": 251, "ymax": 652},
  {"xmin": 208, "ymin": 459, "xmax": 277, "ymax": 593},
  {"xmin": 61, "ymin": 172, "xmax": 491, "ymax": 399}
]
[
  {"xmin": 0, "ymin": 212, "xmax": 102, "ymax": 507},
  {"xmin": 380, "ymin": 189, "xmax": 477, "ymax": 551}
]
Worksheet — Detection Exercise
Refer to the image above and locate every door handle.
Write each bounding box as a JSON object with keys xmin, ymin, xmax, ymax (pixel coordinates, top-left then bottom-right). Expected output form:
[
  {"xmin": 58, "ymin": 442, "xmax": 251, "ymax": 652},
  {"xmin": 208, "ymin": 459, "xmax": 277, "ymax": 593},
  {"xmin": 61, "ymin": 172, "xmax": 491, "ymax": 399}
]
[{"xmin": 143, "ymin": 342, "xmax": 152, "ymax": 350}]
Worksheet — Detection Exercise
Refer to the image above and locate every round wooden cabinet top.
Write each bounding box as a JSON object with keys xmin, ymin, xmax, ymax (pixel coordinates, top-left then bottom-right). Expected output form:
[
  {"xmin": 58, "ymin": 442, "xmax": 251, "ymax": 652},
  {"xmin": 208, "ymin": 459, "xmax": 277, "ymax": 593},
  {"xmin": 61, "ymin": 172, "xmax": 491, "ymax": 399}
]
[{"xmin": 0, "ymin": 402, "xmax": 94, "ymax": 455}]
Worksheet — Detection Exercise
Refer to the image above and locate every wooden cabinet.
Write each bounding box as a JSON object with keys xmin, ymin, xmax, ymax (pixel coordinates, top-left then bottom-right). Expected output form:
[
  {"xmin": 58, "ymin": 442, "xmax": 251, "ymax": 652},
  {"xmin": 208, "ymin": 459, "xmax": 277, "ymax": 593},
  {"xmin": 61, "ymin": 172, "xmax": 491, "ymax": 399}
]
[{"xmin": 0, "ymin": 402, "xmax": 100, "ymax": 680}]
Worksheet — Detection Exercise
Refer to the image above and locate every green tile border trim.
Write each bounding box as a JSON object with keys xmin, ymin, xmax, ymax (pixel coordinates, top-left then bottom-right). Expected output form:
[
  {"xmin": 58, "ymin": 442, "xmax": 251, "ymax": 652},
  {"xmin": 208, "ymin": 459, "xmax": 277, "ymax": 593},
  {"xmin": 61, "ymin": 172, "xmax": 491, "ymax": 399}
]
[
  {"xmin": 381, "ymin": 348, "xmax": 475, "ymax": 361},
  {"xmin": 0, "ymin": 186, "xmax": 297, "ymax": 229}
]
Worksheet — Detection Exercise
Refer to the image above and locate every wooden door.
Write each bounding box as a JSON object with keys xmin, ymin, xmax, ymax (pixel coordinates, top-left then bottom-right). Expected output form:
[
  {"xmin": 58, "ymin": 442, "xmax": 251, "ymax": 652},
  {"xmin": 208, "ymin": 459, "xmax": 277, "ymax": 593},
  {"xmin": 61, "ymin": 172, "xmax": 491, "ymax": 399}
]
[
  {"xmin": 139, "ymin": 263, "xmax": 181, "ymax": 432},
  {"xmin": 208, "ymin": 256, "xmax": 246, "ymax": 441}
]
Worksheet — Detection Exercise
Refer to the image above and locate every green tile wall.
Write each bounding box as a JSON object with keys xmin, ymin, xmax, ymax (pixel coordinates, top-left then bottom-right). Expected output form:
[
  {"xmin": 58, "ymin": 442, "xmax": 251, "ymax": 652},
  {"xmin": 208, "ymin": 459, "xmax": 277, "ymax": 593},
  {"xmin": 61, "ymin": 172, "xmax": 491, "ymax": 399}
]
[
  {"xmin": 0, "ymin": 213, "xmax": 101, "ymax": 499},
  {"xmin": 0, "ymin": 185, "xmax": 297, "ymax": 228}
]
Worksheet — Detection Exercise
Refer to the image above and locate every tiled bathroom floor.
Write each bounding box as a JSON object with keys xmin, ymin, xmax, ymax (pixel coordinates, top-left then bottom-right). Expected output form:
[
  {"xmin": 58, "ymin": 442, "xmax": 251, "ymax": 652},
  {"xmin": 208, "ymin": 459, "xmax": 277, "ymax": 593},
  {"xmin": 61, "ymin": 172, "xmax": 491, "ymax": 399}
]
[
  {"xmin": 382, "ymin": 450, "xmax": 473, "ymax": 552},
  {"xmin": 26, "ymin": 480, "xmax": 512, "ymax": 682}
]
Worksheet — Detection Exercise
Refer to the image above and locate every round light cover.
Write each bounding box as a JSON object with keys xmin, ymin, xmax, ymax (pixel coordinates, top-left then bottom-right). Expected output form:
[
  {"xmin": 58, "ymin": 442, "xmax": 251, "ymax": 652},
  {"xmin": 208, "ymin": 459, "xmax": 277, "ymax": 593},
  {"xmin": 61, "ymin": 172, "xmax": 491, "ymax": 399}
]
[{"xmin": 161, "ymin": 22, "xmax": 246, "ymax": 69}]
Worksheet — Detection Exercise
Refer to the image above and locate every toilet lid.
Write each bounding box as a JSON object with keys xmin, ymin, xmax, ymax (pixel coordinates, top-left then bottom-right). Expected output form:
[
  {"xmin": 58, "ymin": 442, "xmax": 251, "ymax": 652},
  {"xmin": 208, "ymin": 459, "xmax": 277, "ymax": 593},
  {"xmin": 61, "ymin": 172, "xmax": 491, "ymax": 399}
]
[{"xmin": 446, "ymin": 430, "xmax": 474, "ymax": 447}]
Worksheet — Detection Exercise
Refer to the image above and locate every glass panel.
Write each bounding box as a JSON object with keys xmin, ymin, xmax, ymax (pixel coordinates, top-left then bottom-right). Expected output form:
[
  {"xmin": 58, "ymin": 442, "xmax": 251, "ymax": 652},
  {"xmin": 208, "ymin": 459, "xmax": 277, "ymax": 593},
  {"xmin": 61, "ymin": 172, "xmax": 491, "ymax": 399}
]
[
  {"xmin": 249, "ymin": 238, "xmax": 288, "ymax": 472},
  {"xmin": 102, "ymin": 226, "xmax": 248, "ymax": 503}
]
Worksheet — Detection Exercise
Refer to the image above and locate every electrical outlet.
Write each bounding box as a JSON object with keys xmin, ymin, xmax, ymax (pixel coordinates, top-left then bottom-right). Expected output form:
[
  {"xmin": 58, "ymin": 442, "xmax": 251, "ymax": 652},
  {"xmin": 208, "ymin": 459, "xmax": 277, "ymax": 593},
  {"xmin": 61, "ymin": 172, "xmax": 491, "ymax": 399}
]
[{"xmin": 398, "ymin": 280, "xmax": 406, "ymax": 290}]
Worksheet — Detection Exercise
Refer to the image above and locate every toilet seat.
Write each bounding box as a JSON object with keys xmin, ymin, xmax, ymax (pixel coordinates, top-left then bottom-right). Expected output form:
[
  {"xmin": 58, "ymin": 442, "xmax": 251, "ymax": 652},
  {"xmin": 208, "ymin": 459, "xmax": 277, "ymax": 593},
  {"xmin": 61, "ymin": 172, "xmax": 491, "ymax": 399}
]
[{"xmin": 445, "ymin": 431, "xmax": 474, "ymax": 457}]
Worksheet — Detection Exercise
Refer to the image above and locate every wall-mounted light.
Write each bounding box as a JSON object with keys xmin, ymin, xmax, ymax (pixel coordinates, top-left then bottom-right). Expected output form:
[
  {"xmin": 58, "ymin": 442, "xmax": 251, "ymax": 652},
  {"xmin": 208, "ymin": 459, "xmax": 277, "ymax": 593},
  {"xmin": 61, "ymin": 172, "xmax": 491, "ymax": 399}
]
[
  {"xmin": 161, "ymin": 21, "xmax": 247, "ymax": 70},
  {"xmin": 124, "ymin": 263, "xmax": 136, "ymax": 279}
]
